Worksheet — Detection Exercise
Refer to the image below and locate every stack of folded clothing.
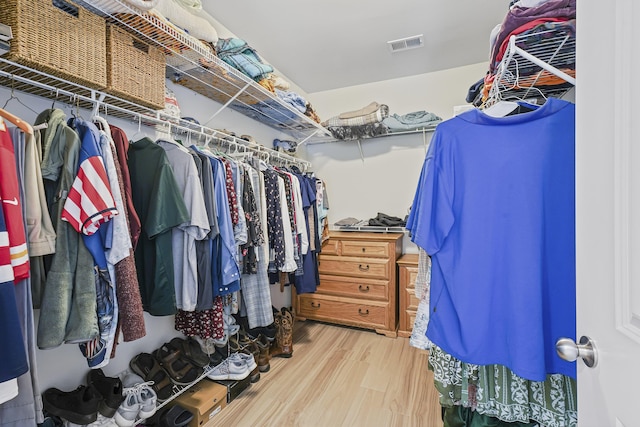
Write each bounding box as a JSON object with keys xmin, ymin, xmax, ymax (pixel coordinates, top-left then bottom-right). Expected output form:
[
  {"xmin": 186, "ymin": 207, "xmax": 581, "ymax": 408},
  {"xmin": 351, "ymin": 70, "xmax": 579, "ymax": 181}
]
[
  {"xmin": 468, "ymin": 0, "xmax": 576, "ymax": 106},
  {"xmin": 215, "ymin": 38, "xmax": 274, "ymax": 83},
  {"xmin": 322, "ymin": 102, "xmax": 390, "ymax": 140},
  {"xmin": 382, "ymin": 110, "xmax": 442, "ymax": 132},
  {"xmin": 367, "ymin": 212, "xmax": 407, "ymax": 228}
]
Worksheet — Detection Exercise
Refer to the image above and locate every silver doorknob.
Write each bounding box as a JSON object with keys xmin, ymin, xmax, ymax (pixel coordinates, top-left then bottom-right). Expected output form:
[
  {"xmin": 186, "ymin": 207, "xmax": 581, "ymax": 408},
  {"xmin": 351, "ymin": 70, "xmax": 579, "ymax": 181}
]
[{"xmin": 556, "ymin": 336, "xmax": 598, "ymax": 368}]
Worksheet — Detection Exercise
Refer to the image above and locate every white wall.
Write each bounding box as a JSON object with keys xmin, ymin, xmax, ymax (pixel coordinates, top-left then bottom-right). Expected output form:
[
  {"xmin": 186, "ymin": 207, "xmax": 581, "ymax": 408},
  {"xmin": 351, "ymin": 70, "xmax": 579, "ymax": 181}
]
[{"xmin": 303, "ymin": 62, "xmax": 488, "ymax": 253}]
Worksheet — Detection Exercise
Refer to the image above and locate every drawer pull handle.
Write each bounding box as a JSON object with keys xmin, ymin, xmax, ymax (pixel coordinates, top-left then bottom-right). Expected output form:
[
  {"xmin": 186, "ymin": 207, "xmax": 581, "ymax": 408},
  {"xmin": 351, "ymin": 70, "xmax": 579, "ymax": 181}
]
[
  {"xmin": 310, "ymin": 302, "xmax": 321, "ymax": 309},
  {"xmin": 358, "ymin": 285, "xmax": 370, "ymax": 292},
  {"xmin": 358, "ymin": 264, "xmax": 370, "ymax": 271},
  {"xmin": 358, "ymin": 308, "xmax": 369, "ymax": 316}
]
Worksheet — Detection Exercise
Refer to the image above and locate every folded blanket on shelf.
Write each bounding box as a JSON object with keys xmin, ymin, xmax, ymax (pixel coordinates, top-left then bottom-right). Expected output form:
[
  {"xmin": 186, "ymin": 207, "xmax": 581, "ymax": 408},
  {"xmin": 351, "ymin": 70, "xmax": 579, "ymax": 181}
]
[
  {"xmin": 173, "ymin": 0, "xmax": 223, "ymax": 33},
  {"xmin": 338, "ymin": 101, "xmax": 382, "ymax": 119},
  {"xmin": 328, "ymin": 123, "xmax": 389, "ymax": 140},
  {"xmin": 323, "ymin": 103, "xmax": 389, "ymax": 128},
  {"xmin": 84, "ymin": 0, "xmax": 158, "ymax": 13},
  {"xmin": 268, "ymin": 74, "xmax": 291, "ymax": 91},
  {"xmin": 154, "ymin": 0, "xmax": 218, "ymax": 43},
  {"xmin": 276, "ymin": 89, "xmax": 308, "ymax": 114},
  {"xmin": 216, "ymin": 38, "xmax": 274, "ymax": 82},
  {"xmin": 382, "ymin": 111, "xmax": 442, "ymax": 132},
  {"xmin": 305, "ymin": 103, "xmax": 322, "ymax": 124}
]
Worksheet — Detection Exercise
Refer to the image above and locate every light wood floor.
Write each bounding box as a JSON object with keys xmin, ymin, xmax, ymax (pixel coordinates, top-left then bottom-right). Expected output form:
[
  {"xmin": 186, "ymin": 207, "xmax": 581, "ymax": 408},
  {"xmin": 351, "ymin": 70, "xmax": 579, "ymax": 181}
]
[{"xmin": 207, "ymin": 320, "xmax": 443, "ymax": 427}]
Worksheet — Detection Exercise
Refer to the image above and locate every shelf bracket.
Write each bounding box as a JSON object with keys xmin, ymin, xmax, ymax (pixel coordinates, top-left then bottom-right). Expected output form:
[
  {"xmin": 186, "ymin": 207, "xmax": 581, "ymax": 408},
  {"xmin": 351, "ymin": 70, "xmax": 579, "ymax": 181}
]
[
  {"xmin": 299, "ymin": 129, "xmax": 320, "ymax": 146},
  {"xmin": 357, "ymin": 139, "xmax": 365, "ymax": 163},
  {"xmin": 203, "ymin": 82, "xmax": 251, "ymax": 126}
]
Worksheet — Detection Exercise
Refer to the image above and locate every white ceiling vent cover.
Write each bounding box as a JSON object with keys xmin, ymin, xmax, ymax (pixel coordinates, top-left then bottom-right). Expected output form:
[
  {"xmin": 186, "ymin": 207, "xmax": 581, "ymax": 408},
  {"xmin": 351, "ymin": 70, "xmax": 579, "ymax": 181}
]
[{"xmin": 387, "ymin": 34, "xmax": 424, "ymax": 53}]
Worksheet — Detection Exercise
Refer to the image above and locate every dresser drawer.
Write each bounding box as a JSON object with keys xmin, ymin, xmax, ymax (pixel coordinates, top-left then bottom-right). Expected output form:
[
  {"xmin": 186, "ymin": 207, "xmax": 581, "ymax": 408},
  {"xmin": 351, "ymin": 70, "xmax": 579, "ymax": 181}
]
[
  {"xmin": 403, "ymin": 266, "xmax": 418, "ymax": 290},
  {"xmin": 340, "ymin": 240, "xmax": 390, "ymax": 258},
  {"xmin": 318, "ymin": 255, "xmax": 389, "ymax": 280},
  {"xmin": 317, "ymin": 274, "xmax": 388, "ymax": 301},
  {"xmin": 321, "ymin": 239, "xmax": 340, "ymax": 255},
  {"xmin": 404, "ymin": 287, "xmax": 420, "ymax": 311},
  {"xmin": 298, "ymin": 294, "xmax": 389, "ymax": 329}
]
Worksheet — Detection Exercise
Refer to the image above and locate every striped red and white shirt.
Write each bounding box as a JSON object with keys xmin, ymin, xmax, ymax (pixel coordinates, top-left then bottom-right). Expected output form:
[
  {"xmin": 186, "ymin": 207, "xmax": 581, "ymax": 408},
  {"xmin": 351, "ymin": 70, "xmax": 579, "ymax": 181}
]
[{"xmin": 62, "ymin": 140, "xmax": 117, "ymax": 235}]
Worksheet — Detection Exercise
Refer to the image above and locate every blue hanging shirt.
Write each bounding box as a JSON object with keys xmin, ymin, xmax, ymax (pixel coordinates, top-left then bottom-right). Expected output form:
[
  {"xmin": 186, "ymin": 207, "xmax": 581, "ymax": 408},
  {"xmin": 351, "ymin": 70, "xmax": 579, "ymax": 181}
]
[{"xmin": 406, "ymin": 98, "xmax": 576, "ymax": 381}]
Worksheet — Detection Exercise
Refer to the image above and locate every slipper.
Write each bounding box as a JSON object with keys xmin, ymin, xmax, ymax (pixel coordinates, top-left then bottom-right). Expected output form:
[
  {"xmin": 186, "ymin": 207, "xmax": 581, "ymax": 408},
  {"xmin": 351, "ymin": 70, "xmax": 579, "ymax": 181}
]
[
  {"xmin": 169, "ymin": 337, "xmax": 210, "ymax": 369},
  {"xmin": 129, "ymin": 352, "xmax": 174, "ymax": 402},
  {"xmin": 159, "ymin": 404, "xmax": 194, "ymax": 427},
  {"xmin": 153, "ymin": 343, "xmax": 202, "ymax": 386}
]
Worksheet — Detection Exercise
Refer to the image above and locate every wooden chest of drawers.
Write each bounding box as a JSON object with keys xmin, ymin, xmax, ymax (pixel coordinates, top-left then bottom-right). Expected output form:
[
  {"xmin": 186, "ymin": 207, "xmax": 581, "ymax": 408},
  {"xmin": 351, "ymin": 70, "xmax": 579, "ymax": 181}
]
[
  {"xmin": 397, "ymin": 254, "xmax": 419, "ymax": 338},
  {"xmin": 294, "ymin": 231, "xmax": 403, "ymax": 337}
]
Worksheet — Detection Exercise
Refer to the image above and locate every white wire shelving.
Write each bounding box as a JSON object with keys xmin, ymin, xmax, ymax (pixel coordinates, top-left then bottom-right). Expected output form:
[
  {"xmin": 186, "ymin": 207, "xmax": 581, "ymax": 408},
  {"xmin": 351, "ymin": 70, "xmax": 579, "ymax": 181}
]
[
  {"xmin": 486, "ymin": 24, "xmax": 576, "ymax": 106},
  {"xmin": 71, "ymin": 0, "xmax": 331, "ymax": 141},
  {"xmin": 0, "ymin": 57, "xmax": 312, "ymax": 170}
]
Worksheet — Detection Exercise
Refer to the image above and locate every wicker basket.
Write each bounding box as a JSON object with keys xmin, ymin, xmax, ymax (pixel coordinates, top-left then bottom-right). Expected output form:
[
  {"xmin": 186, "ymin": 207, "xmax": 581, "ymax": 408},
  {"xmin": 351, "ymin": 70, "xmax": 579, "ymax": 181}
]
[
  {"xmin": 106, "ymin": 24, "xmax": 165, "ymax": 110},
  {"xmin": 0, "ymin": 0, "xmax": 107, "ymax": 89}
]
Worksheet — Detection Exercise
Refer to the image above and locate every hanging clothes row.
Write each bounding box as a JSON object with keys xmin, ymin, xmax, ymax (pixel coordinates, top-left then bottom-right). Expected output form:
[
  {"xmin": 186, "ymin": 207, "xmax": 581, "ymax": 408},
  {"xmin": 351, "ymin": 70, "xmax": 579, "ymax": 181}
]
[{"xmin": 0, "ymin": 103, "xmax": 330, "ymax": 426}]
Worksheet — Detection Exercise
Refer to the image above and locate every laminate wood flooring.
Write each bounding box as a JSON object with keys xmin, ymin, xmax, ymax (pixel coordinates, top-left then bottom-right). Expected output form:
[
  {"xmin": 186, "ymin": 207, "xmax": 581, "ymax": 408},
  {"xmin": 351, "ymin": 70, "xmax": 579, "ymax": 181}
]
[{"xmin": 206, "ymin": 320, "xmax": 442, "ymax": 427}]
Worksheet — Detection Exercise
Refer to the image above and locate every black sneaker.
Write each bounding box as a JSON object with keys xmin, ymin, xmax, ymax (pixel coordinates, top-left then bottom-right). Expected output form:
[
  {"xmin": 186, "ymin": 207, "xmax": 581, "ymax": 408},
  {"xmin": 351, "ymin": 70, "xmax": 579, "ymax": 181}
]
[
  {"xmin": 42, "ymin": 385, "xmax": 100, "ymax": 425},
  {"xmin": 87, "ymin": 368, "xmax": 124, "ymax": 417}
]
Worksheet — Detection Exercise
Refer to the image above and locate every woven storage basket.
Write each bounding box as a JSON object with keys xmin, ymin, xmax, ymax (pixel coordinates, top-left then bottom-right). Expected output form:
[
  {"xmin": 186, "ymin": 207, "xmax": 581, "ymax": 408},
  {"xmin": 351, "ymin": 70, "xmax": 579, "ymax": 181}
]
[
  {"xmin": 106, "ymin": 24, "xmax": 165, "ymax": 110},
  {"xmin": 0, "ymin": 0, "xmax": 107, "ymax": 89}
]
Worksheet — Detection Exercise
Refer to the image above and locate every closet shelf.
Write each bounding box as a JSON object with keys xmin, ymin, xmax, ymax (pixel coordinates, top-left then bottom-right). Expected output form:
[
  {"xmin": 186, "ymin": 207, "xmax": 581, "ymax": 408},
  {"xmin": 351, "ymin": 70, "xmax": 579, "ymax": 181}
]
[
  {"xmin": 71, "ymin": 0, "xmax": 332, "ymax": 141},
  {"xmin": 304, "ymin": 124, "xmax": 439, "ymax": 145},
  {"xmin": 329, "ymin": 225, "xmax": 407, "ymax": 234},
  {"xmin": 487, "ymin": 25, "xmax": 576, "ymax": 105},
  {"xmin": 0, "ymin": 57, "xmax": 311, "ymax": 170}
]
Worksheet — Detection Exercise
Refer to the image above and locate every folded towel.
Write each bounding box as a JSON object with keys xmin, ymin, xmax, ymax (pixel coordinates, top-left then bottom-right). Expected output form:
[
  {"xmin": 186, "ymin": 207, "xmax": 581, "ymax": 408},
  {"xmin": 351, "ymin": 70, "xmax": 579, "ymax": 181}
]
[
  {"xmin": 173, "ymin": 0, "xmax": 223, "ymax": 35},
  {"xmin": 338, "ymin": 102, "xmax": 381, "ymax": 119},
  {"xmin": 276, "ymin": 89, "xmax": 307, "ymax": 114},
  {"xmin": 84, "ymin": 0, "xmax": 158, "ymax": 13},
  {"xmin": 269, "ymin": 74, "xmax": 291, "ymax": 91},
  {"xmin": 216, "ymin": 38, "xmax": 274, "ymax": 82},
  {"xmin": 382, "ymin": 111, "xmax": 442, "ymax": 132},
  {"xmin": 154, "ymin": 0, "xmax": 218, "ymax": 43}
]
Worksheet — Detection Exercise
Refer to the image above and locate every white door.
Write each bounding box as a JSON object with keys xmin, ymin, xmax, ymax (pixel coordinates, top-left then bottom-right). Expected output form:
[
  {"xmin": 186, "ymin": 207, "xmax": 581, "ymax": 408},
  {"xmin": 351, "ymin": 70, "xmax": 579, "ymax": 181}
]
[{"xmin": 575, "ymin": 1, "xmax": 640, "ymax": 425}]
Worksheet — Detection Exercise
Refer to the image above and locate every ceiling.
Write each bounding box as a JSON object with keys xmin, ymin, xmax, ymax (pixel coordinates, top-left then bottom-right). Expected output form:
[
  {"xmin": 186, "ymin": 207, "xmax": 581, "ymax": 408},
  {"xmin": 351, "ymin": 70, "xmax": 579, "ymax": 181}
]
[{"xmin": 204, "ymin": 1, "xmax": 510, "ymax": 94}]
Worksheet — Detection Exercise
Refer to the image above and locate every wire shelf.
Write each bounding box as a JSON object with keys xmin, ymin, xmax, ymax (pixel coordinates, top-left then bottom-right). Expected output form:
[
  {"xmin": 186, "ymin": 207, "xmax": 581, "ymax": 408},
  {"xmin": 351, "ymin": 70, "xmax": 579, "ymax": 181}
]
[
  {"xmin": 487, "ymin": 25, "xmax": 576, "ymax": 105},
  {"xmin": 0, "ymin": 57, "xmax": 312, "ymax": 170},
  {"xmin": 72, "ymin": 0, "xmax": 331, "ymax": 140}
]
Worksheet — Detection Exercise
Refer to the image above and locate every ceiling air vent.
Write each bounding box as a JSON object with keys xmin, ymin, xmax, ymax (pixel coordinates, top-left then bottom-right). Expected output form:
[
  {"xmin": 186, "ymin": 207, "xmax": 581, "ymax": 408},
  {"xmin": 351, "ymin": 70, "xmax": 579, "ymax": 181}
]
[{"xmin": 387, "ymin": 34, "xmax": 424, "ymax": 53}]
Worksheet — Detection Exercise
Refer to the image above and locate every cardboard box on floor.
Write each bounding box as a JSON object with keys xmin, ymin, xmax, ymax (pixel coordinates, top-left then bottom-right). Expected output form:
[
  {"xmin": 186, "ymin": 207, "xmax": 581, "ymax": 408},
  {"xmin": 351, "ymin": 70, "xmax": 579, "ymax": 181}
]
[{"xmin": 168, "ymin": 379, "xmax": 227, "ymax": 427}]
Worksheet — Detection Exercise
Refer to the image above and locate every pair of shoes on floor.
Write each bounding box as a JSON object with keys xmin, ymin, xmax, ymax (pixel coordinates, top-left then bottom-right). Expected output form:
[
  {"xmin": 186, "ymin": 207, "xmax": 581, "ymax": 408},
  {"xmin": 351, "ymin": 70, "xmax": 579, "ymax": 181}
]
[
  {"xmin": 113, "ymin": 373, "xmax": 157, "ymax": 427},
  {"xmin": 42, "ymin": 369, "xmax": 124, "ymax": 425},
  {"xmin": 206, "ymin": 352, "xmax": 256, "ymax": 381}
]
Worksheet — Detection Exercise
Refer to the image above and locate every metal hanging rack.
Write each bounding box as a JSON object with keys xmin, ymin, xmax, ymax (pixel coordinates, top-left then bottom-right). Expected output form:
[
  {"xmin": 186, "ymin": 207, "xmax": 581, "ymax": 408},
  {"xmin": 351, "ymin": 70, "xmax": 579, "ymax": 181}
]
[
  {"xmin": 0, "ymin": 57, "xmax": 311, "ymax": 171},
  {"xmin": 71, "ymin": 0, "xmax": 332, "ymax": 141}
]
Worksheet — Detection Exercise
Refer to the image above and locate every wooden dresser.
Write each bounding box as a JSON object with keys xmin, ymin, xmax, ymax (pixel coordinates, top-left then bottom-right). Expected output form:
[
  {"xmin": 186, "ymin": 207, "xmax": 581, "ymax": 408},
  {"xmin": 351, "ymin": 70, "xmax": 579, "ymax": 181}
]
[
  {"xmin": 397, "ymin": 254, "xmax": 420, "ymax": 338},
  {"xmin": 294, "ymin": 231, "xmax": 403, "ymax": 337}
]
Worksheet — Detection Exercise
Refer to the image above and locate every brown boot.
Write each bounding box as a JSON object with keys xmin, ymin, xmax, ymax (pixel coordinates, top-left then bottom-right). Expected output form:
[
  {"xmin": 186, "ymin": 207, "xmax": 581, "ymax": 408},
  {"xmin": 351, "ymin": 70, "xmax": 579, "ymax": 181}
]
[
  {"xmin": 255, "ymin": 334, "xmax": 271, "ymax": 372},
  {"xmin": 270, "ymin": 307, "xmax": 293, "ymax": 358}
]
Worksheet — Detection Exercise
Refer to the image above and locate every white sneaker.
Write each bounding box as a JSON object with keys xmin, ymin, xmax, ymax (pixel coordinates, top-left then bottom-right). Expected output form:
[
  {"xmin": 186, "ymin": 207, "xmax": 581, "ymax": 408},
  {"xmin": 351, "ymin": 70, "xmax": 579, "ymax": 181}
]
[
  {"xmin": 228, "ymin": 352, "xmax": 257, "ymax": 372},
  {"xmin": 114, "ymin": 374, "xmax": 157, "ymax": 426},
  {"xmin": 206, "ymin": 358, "xmax": 249, "ymax": 381}
]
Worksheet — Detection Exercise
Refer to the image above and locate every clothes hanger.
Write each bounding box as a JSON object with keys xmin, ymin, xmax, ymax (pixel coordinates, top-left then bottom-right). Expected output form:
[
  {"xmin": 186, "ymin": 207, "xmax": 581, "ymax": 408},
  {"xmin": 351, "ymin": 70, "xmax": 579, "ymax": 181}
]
[
  {"xmin": 0, "ymin": 107, "xmax": 33, "ymax": 134},
  {"xmin": 2, "ymin": 77, "xmax": 39, "ymax": 116}
]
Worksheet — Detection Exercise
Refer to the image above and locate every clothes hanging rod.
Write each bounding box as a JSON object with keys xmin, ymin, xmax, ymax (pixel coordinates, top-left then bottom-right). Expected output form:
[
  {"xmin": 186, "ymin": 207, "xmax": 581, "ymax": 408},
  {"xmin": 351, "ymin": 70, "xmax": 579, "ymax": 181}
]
[{"xmin": 0, "ymin": 59, "xmax": 310, "ymax": 170}]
